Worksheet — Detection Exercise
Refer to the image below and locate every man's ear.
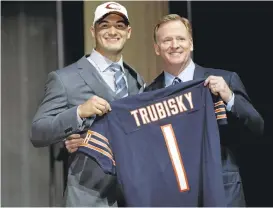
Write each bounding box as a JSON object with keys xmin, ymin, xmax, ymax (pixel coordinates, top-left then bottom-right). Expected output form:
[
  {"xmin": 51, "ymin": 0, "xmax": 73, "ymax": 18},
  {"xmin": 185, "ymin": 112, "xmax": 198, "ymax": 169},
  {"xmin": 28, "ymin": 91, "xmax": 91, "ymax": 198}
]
[
  {"xmin": 127, "ymin": 26, "xmax": 132, "ymax": 39},
  {"xmin": 90, "ymin": 26, "xmax": 95, "ymax": 38},
  {"xmin": 154, "ymin": 43, "xmax": 160, "ymax": 55},
  {"xmin": 190, "ymin": 39, "xmax": 194, "ymax": 51}
]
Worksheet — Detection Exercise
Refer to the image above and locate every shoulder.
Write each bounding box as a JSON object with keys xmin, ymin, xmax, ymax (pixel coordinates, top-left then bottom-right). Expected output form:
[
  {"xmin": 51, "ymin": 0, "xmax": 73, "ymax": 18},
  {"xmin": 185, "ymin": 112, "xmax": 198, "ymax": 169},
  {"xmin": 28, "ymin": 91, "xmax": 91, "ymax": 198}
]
[
  {"xmin": 47, "ymin": 58, "xmax": 83, "ymax": 84},
  {"xmin": 196, "ymin": 63, "xmax": 239, "ymax": 82},
  {"xmin": 123, "ymin": 61, "xmax": 145, "ymax": 85},
  {"xmin": 55, "ymin": 62, "xmax": 79, "ymax": 77},
  {"xmin": 198, "ymin": 64, "xmax": 233, "ymax": 76},
  {"xmin": 145, "ymin": 72, "xmax": 164, "ymax": 92},
  {"xmin": 197, "ymin": 64, "xmax": 245, "ymax": 89}
]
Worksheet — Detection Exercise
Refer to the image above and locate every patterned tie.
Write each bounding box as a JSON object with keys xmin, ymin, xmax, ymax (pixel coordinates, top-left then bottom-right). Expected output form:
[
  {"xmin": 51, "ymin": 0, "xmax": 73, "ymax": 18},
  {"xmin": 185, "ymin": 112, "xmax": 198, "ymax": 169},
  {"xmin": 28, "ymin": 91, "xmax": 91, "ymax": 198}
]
[
  {"xmin": 172, "ymin": 77, "xmax": 182, "ymax": 85},
  {"xmin": 111, "ymin": 63, "xmax": 128, "ymax": 98}
]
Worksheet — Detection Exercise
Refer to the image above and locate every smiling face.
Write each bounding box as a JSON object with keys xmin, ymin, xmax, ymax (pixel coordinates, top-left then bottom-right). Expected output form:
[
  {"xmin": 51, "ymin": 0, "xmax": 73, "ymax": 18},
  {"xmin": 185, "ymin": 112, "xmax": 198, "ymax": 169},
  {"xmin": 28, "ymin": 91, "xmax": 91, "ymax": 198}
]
[
  {"xmin": 154, "ymin": 19, "xmax": 193, "ymax": 72},
  {"xmin": 91, "ymin": 13, "xmax": 131, "ymax": 56}
]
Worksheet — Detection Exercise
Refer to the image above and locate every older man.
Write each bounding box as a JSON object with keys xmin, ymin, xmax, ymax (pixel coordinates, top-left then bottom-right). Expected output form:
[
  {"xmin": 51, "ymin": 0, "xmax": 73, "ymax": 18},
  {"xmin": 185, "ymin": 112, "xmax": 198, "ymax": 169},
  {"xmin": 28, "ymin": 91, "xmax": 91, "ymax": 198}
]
[{"xmin": 144, "ymin": 14, "xmax": 264, "ymax": 206}]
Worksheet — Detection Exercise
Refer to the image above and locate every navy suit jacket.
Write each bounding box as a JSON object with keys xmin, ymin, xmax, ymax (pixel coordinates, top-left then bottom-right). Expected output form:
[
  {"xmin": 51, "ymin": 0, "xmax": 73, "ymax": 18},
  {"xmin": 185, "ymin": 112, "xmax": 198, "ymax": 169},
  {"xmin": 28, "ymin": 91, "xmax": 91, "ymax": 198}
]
[{"xmin": 144, "ymin": 63, "xmax": 264, "ymax": 206}]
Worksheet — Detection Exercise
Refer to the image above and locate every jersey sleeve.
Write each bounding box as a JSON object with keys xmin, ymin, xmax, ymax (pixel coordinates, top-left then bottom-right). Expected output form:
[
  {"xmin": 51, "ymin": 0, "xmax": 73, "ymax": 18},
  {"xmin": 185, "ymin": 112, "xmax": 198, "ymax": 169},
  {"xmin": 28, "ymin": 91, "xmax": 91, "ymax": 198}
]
[
  {"xmin": 212, "ymin": 95, "xmax": 228, "ymax": 125},
  {"xmin": 203, "ymin": 88, "xmax": 227, "ymax": 206},
  {"xmin": 78, "ymin": 116, "xmax": 116, "ymax": 175}
]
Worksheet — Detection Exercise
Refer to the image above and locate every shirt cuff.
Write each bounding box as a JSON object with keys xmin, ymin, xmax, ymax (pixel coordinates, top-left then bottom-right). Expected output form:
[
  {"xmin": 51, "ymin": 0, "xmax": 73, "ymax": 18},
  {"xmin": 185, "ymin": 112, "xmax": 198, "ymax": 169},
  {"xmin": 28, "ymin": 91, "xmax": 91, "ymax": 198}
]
[
  {"xmin": 77, "ymin": 106, "xmax": 86, "ymax": 130},
  {"xmin": 226, "ymin": 93, "xmax": 235, "ymax": 111}
]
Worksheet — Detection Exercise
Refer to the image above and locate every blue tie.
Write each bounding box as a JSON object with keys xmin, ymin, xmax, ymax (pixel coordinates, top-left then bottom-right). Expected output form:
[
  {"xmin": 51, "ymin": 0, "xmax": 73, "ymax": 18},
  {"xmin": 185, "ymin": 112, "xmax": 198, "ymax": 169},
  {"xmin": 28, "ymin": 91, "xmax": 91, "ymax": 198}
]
[
  {"xmin": 172, "ymin": 77, "xmax": 182, "ymax": 85},
  {"xmin": 111, "ymin": 63, "xmax": 128, "ymax": 98}
]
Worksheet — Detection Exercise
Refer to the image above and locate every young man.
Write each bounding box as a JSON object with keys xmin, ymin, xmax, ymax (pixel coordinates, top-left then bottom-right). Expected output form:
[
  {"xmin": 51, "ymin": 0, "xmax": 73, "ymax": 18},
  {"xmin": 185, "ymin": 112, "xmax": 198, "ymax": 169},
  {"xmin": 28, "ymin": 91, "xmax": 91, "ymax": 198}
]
[
  {"xmin": 31, "ymin": 2, "xmax": 144, "ymax": 206},
  {"xmin": 145, "ymin": 14, "xmax": 264, "ymax": 206}
]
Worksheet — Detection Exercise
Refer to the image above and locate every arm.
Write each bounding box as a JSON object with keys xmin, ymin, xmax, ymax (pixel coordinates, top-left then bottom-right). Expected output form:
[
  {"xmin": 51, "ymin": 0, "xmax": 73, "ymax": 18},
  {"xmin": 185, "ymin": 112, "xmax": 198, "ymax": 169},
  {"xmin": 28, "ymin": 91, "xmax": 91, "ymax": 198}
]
[
  {"xmin": 66, "ymin": 97, "xmax": 112, "ymax": 153},
  {"xmin": 30, "ymin": 71, "xmax": 88, "ymax": 147},
  {"xmin": 205, "ymin": 73, "xmax": 264, "ymax": 137},
  {"xmin": 64, "ymin": 112, "xmax": 119, "ymax": 207},
  {"xmin": 229, "ymin": 72, "xmax": 264, "ymax": 136},
  {"xmin": 64, "ymin": 152, "xmax": 119, "ymax": 207}
]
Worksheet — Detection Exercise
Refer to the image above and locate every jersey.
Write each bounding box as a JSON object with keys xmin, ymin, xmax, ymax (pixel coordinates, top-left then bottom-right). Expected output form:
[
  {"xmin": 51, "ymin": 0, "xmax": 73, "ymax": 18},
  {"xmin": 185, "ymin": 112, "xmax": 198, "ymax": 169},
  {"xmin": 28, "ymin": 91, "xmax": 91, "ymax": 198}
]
[{"xmin": 78, "ymin": 79, "xmax": 227, "ymax": 207}]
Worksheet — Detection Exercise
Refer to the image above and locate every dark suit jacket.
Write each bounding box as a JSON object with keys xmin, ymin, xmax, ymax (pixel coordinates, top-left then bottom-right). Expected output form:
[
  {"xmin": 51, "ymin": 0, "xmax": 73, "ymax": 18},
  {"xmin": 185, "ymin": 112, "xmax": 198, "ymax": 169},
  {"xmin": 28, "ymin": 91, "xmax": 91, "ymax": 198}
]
[
  {"xmin": 30, "ymin": 55, "xmax": 145, "ymax": 207},
  {"xmin": 144, "ymin": 63, "xmax": 264, "ymax": 207}
]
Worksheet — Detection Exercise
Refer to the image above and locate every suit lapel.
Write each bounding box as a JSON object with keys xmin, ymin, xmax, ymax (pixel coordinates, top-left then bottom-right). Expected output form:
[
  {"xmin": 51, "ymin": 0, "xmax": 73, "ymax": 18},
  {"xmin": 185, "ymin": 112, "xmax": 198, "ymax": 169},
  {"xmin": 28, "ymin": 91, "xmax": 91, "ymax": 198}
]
[
  {"xmin": 144, "ymin": 72, "xmax": 165, "ymax": 91},
  {"xmin": 193, "ymin": 64, "xmax": 207, "ymax": 80},
  {"xmin": 124, "ymin": 67, "xmax": 133, "ymax": 96},
  {"xmin": 123, "ymin": 62, "xmax": 145, "ymax": 96},
  {"xmin": 153, "ymin": 72, "xmax": 165, "ymax": 89},
  {"xmin": 77, "ymin": 56, "xmax": 116, "ymax": 102}
]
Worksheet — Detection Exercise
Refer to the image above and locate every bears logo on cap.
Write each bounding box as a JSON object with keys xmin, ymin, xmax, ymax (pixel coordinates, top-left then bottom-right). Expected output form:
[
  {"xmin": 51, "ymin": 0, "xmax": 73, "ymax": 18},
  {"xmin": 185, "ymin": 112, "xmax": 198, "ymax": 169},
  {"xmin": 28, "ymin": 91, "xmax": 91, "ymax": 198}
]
[{"xmin": 105, "ymin": 3, "xmax": 121, "ymax": 10}]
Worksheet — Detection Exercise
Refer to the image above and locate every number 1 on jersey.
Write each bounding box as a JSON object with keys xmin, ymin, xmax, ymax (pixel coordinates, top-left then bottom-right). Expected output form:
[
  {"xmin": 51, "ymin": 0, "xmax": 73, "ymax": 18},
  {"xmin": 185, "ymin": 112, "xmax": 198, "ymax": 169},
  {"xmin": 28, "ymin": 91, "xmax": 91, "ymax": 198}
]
[{"xmin": 161, "ymin": 124, "xmax": 189, "ymax": 192}]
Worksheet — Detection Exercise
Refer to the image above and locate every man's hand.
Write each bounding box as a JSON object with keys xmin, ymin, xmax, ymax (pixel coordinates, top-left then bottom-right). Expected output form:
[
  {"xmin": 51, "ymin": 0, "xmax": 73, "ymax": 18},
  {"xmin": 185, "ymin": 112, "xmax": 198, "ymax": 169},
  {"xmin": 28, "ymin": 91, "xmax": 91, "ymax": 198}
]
[
  {"xmin": 65, "ymin": 134, "xmax": 84, "ymax": 153},
  {"xmin": 204, "ymin": 75, "xmax": 233, "ymax": 103},
  {"xmin": 78, "ymin": 95, "xmax": 111, "ymax": 118}
]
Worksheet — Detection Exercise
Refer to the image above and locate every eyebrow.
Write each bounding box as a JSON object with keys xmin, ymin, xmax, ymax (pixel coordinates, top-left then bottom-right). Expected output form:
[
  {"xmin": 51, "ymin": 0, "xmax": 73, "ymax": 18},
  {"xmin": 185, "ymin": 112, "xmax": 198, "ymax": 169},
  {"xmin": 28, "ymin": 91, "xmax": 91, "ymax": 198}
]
[
  {"xmin": 98, "ymin": 20, "xmax": 126, "ymax": 24},
  {"xmin": 163, "ymin": 35, "xmax": 186, "ymax": 39},
  {"xmin": 98, "ymin": 20, "xmax": 109, "ymax": 25},
  {"xmin": 97, "ymin": 20, "xmax": 129, "ymax": 28}
]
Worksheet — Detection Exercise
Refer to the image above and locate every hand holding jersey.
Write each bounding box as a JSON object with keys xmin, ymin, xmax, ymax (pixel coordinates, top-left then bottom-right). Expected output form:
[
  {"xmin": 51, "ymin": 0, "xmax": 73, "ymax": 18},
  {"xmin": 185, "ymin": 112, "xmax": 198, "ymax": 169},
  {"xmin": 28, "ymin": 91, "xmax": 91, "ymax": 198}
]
[
  {"xmin": 78, "ymin": 95, "xmax": 112, "ymax": 118},
  {"xmin": 204, "ymin": 75, "xmax": 233, "ymax": 103},
  {"xmin": 66, "ymin": 96, "xmax": 111, "ymax": 153},
  {"xmin": 65, "ymin": 134, "xmax": 84, "ymax": 153}
]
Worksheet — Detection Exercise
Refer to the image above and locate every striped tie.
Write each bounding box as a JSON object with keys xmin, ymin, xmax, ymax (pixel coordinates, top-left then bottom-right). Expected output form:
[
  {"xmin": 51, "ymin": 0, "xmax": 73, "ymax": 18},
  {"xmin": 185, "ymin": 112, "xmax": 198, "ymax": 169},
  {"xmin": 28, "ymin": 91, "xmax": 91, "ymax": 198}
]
[
  {"xmin": 172, "ymin": 77, "xmax": 182, "ymax": 85},
  {"xmin": 112, "ymin": 63, "xmax": 128, "ymax": 98}
]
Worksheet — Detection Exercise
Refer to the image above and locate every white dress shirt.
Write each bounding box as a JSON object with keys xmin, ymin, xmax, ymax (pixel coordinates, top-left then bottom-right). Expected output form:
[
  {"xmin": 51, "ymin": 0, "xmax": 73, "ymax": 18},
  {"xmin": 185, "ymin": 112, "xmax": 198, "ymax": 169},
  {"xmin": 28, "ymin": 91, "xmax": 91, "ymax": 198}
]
[
  {"xmin": 77, "ymin": 49, "xmax": 128, "ymax": 124},
  {"xmin": 164, "ymin": 59, "xmax": 234, "ymax": 111},
  {"xmin": 87, "ymin": 49, "xmax": 128, "ymax": 91}
]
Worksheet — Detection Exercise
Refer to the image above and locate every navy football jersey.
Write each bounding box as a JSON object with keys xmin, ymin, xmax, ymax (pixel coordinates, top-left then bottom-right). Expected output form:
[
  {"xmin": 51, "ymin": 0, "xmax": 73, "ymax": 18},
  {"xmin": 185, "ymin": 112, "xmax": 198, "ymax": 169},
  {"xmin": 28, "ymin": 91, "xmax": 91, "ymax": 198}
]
[{"xmin": 78, "ymin": 79, "xmax": 227, "ymax": 206}]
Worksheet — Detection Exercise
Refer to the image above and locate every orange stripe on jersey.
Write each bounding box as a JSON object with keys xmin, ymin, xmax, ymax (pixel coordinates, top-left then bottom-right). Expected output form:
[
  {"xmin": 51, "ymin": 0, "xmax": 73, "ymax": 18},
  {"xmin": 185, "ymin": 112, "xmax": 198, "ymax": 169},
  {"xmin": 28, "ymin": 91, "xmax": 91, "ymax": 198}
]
[
  {"xmin": 215, "ymin": 108, "xmax": 226, "ymax": 113},
  {"xmin": 216, "ymin": 114, "xmax": 227, "ymax": 120},
  {"xmin": 214, "ymin": 101, "xmax": 224, "ymax": 107},
  {"xmin": 80, "ymin": 143, "xmax": 116, "ymax": 166},
  {"xmin": 90, "ymin": 131, "xmax": 110, "ymax": 144},
  {"xmin": 84, "ymin": 130, "xmax": 92, "ymax": 144},
  {"xmin": 89, "ymin": 137, "xmax": 113, "ymax": 155},
  {"xmin": 84, "ymin": 131, "xmax": 113, "ymax": 155}
]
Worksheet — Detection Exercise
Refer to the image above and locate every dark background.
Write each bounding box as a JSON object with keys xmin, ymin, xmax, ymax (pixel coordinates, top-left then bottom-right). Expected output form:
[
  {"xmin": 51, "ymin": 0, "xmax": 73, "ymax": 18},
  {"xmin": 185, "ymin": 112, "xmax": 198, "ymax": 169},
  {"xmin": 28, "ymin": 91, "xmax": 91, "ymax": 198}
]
[{"xmin": 170, "ymin": 1, "xmax": 273, "ymax": 206}]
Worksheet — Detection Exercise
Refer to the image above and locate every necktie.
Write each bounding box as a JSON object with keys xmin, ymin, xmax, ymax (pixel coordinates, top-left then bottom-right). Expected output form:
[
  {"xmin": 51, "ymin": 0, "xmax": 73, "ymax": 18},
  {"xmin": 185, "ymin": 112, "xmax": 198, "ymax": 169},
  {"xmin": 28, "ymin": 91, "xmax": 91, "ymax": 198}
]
[
  {"xmin": 172, "ymin": 77, "xmax": 182, "ymax": 85},
  {"xmin": 111, "ymin": 63, "xmax": 128, "ymax": 98}
]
